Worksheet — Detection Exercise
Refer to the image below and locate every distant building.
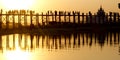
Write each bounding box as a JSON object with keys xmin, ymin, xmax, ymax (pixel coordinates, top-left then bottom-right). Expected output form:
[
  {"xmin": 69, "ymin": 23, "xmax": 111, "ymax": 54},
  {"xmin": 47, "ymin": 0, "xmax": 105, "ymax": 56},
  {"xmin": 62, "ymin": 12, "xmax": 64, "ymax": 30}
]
[
  {"xmin": 87, "ymin": 6, "xmax": 107, "ymax": 24},
  {"xmin": 96, "ymin": 6, "xmax": 106, "ymax": 24},
  {"xmin": 97, "ymin": 6, "xmax": 105, "ymax": 17}
]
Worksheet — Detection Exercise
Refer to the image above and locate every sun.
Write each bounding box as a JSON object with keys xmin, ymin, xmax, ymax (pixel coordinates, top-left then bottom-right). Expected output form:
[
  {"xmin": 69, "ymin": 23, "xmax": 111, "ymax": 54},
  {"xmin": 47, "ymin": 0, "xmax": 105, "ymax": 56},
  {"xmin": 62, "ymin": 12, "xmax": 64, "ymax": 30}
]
[
  {"xmin": 1, "ymin": 0, "xmax": 34, "ymax": 10},
  {"xmin": 4, "ymin": 47, "xmax": 31, "ymax": 60}
]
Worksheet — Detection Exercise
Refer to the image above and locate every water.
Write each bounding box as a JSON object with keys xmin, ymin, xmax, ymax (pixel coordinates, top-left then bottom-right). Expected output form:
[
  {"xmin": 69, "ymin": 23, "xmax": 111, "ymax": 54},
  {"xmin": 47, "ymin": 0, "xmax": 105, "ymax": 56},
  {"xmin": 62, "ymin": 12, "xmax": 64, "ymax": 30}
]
[{"xmin": 0, "ymin": 32, "xmax": 120, "ymax": 60}]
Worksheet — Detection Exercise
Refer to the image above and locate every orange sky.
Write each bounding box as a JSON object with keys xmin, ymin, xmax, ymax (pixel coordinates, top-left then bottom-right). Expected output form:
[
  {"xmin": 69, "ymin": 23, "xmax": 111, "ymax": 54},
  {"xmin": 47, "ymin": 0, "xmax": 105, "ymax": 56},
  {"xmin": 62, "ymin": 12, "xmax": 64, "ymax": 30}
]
[{"xmin": 0, "ymin": 0, "xmax": 120, "ymax": 13}]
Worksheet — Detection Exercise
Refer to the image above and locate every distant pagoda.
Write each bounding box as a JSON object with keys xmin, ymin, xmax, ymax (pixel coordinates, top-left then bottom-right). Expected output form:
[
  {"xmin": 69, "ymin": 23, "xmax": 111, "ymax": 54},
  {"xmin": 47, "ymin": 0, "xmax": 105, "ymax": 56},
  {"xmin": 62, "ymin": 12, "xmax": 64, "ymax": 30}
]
[
  {"xmin": 87, "ymin": 6, "xmax": 106, "ymax": 24},
  {"xmin": 97, "ymin": 6, "xmax": 105, "ymax": 17}
]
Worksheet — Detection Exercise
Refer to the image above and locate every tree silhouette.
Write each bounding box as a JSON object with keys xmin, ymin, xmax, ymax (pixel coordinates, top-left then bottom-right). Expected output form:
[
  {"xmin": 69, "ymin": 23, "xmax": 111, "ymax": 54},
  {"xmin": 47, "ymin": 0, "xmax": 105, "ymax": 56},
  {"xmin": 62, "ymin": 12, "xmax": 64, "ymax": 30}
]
[{"xmin": 118, "ymin": 3, "xmax": 120, "ymax": 9}]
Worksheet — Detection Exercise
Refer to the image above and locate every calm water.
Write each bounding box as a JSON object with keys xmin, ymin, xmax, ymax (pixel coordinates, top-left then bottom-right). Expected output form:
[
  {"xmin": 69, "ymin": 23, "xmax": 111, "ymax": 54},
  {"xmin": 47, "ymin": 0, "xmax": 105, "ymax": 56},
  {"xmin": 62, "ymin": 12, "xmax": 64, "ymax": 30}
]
[{"xmin": 0, "ymin": 32, "xmax": 120, "ymax": 60}]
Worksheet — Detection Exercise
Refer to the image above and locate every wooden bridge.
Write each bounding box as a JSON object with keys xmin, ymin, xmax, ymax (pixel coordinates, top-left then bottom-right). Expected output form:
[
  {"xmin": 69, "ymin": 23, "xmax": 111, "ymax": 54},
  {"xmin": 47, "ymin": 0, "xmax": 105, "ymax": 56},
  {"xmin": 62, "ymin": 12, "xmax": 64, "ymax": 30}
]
[{"xmin": 0, "ymin": 9, "xmax": 120, "ymax": 29}]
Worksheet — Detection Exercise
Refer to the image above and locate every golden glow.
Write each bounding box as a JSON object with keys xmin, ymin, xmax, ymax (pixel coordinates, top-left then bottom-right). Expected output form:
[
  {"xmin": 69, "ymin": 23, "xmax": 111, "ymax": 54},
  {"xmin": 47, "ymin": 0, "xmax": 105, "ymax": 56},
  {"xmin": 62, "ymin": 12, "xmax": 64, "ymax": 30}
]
[
  {"xmin": 1, "ymin": 0, "xmax": 34, "ymax": 10},
  {"xmin": 4, "ymin": 47, "xmax": 31, "ymax": 60}
]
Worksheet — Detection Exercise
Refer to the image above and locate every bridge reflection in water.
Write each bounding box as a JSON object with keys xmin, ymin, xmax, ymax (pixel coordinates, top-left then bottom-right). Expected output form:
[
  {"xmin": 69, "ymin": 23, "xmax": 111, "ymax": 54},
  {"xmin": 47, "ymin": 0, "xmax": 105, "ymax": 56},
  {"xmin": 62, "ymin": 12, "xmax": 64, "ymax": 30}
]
[{"xmin": 0, "ymin": 32, "xmax": 120, "ymax": 54}]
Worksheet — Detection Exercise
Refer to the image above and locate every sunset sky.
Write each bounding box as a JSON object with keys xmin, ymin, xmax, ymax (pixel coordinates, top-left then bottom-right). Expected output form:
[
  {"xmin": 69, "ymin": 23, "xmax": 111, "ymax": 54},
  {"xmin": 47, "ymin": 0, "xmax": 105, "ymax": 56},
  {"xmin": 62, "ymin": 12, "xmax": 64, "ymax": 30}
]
[{"xmin": 0, "ymin": 0, "xmax": 120, "ymax": 13}]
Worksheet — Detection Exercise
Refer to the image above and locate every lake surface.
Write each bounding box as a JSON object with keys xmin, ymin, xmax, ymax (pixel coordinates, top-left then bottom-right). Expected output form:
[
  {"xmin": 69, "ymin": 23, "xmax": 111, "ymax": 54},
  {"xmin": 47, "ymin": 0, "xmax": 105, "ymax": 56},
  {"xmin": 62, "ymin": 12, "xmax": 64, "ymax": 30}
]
[{"xmin": 0, "ymin": 32, "xmax": 120, "ymax": 60}]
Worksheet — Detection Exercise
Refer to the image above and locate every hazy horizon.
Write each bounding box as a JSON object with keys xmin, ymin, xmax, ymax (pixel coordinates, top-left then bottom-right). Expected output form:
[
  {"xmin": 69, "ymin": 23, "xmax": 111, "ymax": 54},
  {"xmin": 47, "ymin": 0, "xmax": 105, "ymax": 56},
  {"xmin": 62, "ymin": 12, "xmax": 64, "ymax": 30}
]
[{"xmin": 0, "ymin": 0, "xmax": 120, "ymax": 13}]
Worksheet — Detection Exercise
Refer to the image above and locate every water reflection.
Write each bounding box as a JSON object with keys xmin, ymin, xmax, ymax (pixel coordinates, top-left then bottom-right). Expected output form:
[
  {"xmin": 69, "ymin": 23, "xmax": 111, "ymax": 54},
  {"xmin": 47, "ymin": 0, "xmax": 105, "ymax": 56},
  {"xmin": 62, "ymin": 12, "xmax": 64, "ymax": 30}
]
[
  {"xmin": 119, "ymin": 46, "xmax": 120, "ymax": 55},
  {"xmin": 0, "ymin": 32, "xmax": 120, "ymax": 54}
]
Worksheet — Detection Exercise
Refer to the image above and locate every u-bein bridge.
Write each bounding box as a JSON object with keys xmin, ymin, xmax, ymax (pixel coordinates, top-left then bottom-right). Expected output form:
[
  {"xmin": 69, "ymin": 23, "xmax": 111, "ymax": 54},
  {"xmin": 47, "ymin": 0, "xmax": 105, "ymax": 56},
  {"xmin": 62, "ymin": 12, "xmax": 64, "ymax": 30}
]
[{"xmin": 0, "ymin": 7, "xmax": 120, "ymax": 31}]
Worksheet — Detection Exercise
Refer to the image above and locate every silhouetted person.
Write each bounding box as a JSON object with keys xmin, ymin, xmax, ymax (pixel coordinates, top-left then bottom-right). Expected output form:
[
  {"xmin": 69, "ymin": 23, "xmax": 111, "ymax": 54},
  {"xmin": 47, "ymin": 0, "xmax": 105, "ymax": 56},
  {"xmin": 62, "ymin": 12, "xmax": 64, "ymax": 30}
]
[
  {"xmin": 89, "ymin": 11, "xmax": 92, "ymax": 18},
  {"xmin": 89, "ymin": 11, "xmax": 92, "ymax": 23}
]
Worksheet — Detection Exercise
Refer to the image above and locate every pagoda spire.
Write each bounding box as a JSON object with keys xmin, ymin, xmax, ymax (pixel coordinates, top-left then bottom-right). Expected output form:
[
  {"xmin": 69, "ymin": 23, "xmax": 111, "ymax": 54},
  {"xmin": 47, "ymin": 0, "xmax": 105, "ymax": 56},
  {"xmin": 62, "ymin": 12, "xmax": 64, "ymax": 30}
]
[{"xmin": 100, "ymin": 5, "xmax": 103, "ymax": 10}]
